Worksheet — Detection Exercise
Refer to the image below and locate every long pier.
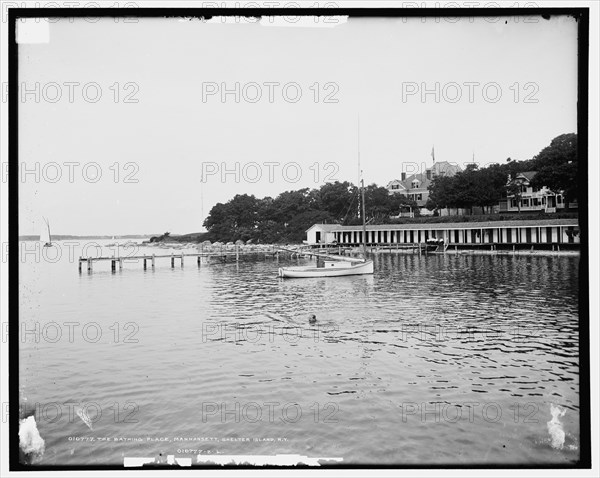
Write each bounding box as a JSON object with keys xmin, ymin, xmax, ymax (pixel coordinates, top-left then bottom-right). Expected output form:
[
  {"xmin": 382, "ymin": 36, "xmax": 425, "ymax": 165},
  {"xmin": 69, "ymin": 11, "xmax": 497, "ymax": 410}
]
[{"xmin": 78, "ymin": 246, "xmax": 284, "ymax": 273}]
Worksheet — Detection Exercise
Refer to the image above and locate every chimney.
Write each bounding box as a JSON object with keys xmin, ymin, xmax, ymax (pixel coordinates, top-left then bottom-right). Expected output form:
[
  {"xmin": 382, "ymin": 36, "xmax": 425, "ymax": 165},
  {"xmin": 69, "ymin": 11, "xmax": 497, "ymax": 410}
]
[
  {"xmin": 426, "ymin": 169, "xmax": 431, "ymax": 180},
  {"xmin": 401, "ymin": 172, "xmax": 406, "ymax": 181}
]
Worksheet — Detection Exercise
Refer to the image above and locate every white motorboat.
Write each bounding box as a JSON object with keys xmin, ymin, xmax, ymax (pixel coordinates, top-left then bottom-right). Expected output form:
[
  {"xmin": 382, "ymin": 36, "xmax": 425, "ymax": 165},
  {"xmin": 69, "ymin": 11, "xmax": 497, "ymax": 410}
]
[{"xmin": 278, "ymin": 258, "xmax": 374, "ymax": 278}]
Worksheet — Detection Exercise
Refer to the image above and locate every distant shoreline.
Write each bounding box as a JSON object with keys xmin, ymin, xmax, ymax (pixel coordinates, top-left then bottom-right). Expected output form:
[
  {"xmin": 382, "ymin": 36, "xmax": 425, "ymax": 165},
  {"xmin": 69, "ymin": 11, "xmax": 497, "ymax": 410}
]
[{"xmin": 18, "ymin": 235, "xmax": 154, "ymax": 241}]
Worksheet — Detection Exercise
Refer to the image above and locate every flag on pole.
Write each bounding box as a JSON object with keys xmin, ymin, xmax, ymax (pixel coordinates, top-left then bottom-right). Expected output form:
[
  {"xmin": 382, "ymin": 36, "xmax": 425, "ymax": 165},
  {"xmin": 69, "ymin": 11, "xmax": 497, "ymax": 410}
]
[{"xmin": 431, "ymin": 146, "xmax": 435, "ymax": 163}]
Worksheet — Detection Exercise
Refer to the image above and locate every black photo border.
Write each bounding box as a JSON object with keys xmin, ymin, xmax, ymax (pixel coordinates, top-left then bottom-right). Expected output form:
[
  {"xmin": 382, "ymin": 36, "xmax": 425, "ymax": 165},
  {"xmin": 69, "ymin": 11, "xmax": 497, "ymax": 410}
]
[{"xmin": 7, "ymin": 5, "xmax": 591, "ymax": 471}]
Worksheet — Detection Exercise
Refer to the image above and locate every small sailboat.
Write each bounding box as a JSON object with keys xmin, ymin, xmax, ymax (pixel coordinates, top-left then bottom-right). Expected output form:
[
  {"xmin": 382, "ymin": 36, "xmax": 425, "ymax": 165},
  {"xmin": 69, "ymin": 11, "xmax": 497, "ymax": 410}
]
[
  {"xmin": 41, "ymin": 217, "xmax": 53, "ymax": 247},
  {"xmin": 278, "ymin": 257, "xmax": 374, "ymax": 278},
  {"xmin": 278, "ymin": 180, "xmax": 374, "ymax": 278},
  {"xmin": 278, "ymin": 118, "xmax": 374, "ymax": 279}
]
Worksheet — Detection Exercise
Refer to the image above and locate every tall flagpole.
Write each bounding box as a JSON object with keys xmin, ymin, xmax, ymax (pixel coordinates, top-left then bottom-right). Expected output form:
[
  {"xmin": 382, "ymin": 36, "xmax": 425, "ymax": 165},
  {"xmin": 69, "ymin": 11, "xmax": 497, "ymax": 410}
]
[
  {"xmin": 357, "ymin": 114, "xmax": 361, "ymax": 220},
  {"xmin": 358, "ymin": 116, "xmax": 367, "ymax": 258},
  {"xmin": 357, "ymin": 115, "xmax": 360, "ymax": 184}
]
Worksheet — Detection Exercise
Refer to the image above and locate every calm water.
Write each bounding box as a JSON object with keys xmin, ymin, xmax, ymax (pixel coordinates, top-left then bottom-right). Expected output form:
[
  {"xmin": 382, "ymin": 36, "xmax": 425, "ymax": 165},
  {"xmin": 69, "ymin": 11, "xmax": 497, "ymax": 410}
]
[{"xmin": 18, "ymin": 241, "xmax": 581, "ymax": 466}]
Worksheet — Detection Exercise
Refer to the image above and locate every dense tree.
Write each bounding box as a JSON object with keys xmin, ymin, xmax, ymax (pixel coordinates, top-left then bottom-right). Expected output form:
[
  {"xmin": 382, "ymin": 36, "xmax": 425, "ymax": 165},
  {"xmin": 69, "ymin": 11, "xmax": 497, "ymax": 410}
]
[
  {"xmin": 313, "ymin": 181, "xmax": 355, "ymax": 221},
  {"xmin": 529, "ymin": 133, "xmax": 578, "ymax": 204},
  {"xmin": 426, "ymin": 175, "xmax": 458, "ymax": 213},
  {"xmin": 202, "ymin": 195, "xmax": 260, "ymax": 242},
  {"xmin": 203, "ymin": 181, "xmax": 417, "ymax": 242},
  {"xmin": 471, "ymin": 164, "xmax": 508, "ymax": 213},
  {"xmin": 364, "ymin": 184, "xmax": 397, "ymax": 221}
]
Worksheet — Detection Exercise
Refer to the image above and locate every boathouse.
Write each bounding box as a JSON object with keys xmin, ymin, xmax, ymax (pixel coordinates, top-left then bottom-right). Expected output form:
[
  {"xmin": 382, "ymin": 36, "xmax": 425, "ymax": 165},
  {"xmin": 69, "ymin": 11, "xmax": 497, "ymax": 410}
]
[{"xmin": 306, "ymin": 219, "xmax": 580, "ymax": 247}]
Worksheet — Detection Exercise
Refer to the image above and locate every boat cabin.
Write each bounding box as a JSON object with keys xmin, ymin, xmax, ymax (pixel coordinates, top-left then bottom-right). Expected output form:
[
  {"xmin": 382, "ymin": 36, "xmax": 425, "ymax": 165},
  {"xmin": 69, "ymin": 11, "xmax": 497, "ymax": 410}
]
[{"xmin": 324, "ymin": 261, "xmax": 350, "ymax": 268}]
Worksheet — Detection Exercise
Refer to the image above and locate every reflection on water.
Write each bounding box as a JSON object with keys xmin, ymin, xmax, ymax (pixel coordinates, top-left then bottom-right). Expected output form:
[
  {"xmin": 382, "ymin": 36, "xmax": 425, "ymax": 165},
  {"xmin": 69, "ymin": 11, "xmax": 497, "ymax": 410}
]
[{"xmin": 19, "ymin": 242, "xmax": 580, "ymax": 465}]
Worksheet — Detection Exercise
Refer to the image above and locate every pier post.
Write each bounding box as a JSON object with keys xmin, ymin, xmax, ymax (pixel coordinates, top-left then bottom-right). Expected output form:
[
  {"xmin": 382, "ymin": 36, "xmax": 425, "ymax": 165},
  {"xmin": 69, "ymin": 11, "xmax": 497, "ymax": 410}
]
[
  {"xmin": 111, "ymin": 260, "xmax": 116, "ymax": 272},
  {"xmin": 152, "ymin": 254, "xmax": 155, "ymax": 269},
  {"xmin": 143, "ymin": 258, "xmax": 147, "ymax": 270},
  {"xmin": 236, "ymin": 245, "xmax": 239, "ymax": 262},
  {"xmin": 78, "ymin": 258, "xmax": 82, "ymax": 273},
  {"xmin": 87, "ymin": 258, "xmax": 92, "ymax": 272},
  {"xmin": 181, "ymin": 254, "xmax": 184, "ymax": 267},
  {"xmin": 119, "ymin": 258, "xmax": 123, "ymax": 270},
  {"xmin": 171, "ymin": 253, "xmax": 174, "ymax": 268},
  {"xmin": 197, "ymin": 256, "xmax": 201, "ymax": 267}
]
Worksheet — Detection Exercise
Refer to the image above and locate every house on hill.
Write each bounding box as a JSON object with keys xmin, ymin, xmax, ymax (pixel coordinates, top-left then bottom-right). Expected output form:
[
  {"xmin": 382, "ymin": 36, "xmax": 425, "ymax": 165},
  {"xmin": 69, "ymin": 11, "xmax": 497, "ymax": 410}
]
[
  {"xmin": 386, "ymin": 161, "xmax": 462, "ymax": 216},
  {"xmin": 499, "ymin": 171, "xmax": 575, "ymax": 213}
]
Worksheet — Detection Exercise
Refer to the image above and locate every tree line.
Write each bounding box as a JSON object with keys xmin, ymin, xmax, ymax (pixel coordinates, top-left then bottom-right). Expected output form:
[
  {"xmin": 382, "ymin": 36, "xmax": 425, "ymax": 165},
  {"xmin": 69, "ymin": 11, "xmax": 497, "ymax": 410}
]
[
  {"xmin": 203, "ymin": 133, "xmax": 578, "ymax": 243},
  {"xmin": 425, "ymin": 133, "xmax": 578, "ymax": 214},
  {"xmin": 202, "ymin": 182, "xmax": 418, "ymax": 243}
]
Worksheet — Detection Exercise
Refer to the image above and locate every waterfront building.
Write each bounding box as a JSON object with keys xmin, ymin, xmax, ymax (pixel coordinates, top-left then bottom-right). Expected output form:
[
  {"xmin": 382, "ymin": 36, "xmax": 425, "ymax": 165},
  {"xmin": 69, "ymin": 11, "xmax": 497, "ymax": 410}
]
[{"xmin": 306, "ymin": 219, "xmax": 580, "ymax": 247}]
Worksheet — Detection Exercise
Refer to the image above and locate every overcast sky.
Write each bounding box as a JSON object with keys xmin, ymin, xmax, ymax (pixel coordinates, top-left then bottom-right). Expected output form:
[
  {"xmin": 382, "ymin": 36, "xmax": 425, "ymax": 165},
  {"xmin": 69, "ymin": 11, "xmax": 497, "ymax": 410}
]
[{"xmin": 17, "ymin": 14, "xmax": 578, "ymax": 236}]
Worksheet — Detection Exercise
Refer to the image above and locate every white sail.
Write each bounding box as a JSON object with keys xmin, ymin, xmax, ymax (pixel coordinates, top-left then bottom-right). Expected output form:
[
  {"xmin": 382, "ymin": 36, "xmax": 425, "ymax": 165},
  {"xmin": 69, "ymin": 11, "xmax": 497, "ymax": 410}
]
[{"xmin": 40, "ymin": 217, "xmax": 52, "ymax": 245}]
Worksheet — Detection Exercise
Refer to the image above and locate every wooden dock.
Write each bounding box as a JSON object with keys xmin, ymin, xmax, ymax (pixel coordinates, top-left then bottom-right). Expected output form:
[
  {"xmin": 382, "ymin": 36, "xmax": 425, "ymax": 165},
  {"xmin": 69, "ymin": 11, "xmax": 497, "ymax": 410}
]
[{"xmin": 78, "ymin": 246, "xmax": 285, "ymax": 273}]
